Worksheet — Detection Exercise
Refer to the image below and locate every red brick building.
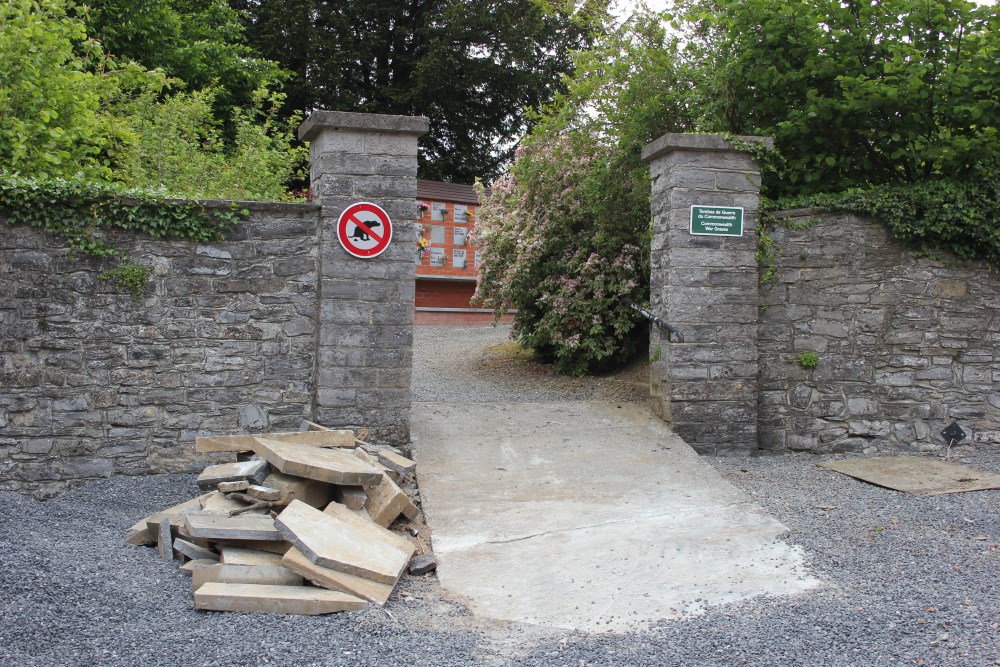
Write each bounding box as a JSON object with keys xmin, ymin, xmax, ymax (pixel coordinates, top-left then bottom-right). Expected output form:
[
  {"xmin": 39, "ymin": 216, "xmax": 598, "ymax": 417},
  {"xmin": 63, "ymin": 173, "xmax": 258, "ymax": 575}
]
[{"xmin": 414, "ymin": 180, "xmax": 512, "ymax": 324}]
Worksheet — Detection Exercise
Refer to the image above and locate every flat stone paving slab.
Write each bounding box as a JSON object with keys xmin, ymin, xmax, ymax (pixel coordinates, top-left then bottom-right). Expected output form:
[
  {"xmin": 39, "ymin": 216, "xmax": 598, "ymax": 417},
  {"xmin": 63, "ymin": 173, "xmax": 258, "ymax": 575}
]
[{"xmin": 413, "ymin": 400, "xmax": 821, "ymax": 632}]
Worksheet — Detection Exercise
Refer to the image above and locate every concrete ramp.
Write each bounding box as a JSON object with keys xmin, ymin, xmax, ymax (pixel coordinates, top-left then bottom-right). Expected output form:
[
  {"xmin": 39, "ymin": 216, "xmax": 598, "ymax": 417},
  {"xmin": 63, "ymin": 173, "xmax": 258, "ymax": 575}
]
[{"xmin": 412, "ymin": 401, "xmax": 820, "ymax": 632}]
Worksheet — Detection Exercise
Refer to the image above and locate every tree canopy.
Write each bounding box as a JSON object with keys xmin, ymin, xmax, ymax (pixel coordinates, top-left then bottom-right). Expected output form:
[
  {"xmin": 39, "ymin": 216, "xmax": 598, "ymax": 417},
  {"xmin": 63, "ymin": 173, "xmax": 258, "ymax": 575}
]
[
  {"xmin": 682, "ymin": 0, "xmax": 1000, "ymax": 195},
  {"xmin": 230, "ymin": 0, "xmax": 610, "ymax": 183},
  {"xmin": 0, "ymin": 0, "xmax": 304, "ymax": 199}
]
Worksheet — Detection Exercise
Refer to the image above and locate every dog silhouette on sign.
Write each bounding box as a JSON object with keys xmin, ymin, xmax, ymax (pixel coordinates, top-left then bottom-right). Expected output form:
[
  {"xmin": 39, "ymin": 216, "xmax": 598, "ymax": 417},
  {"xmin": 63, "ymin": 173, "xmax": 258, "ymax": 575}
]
[{"xmin": 349, "ymin": 219, "xmax": 381, "ymax": 242}]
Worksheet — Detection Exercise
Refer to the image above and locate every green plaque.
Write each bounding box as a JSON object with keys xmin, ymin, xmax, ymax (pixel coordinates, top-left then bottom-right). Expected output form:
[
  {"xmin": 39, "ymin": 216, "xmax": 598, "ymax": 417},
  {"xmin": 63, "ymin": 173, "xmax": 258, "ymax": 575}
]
[{"xmin": 690, "ymin": 205, "xmax": 744, "ymax": 237}]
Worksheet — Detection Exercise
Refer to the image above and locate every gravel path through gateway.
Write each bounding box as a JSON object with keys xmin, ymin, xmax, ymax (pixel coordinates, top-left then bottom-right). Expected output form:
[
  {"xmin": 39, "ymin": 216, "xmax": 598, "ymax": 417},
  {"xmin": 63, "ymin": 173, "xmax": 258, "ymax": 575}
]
[{"xmin": 1, "ymin": 325, "xmax": 997, "ymax": 666}]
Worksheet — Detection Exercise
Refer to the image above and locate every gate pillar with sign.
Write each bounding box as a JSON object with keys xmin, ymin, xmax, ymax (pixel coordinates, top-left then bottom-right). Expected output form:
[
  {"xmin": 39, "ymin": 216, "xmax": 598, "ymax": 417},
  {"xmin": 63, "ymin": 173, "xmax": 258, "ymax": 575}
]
[
  {"xmin": 641, "ymin": 134, "xmax": 771, "ymax": 454},
  {"xmin": 299, "ymin": 111, "xmax": 429, "ymax": 446}
]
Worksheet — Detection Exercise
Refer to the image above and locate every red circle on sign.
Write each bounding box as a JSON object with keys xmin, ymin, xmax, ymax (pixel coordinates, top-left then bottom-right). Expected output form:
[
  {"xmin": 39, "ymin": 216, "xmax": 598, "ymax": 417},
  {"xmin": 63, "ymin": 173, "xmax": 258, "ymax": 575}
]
[{"xmin": 337, "ymin": 202, "xmax": 393, "ymax": 258}]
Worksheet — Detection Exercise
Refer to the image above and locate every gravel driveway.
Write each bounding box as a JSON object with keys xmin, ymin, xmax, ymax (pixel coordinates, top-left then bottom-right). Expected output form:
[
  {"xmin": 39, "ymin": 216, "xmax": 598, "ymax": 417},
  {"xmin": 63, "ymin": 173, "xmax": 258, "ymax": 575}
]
[{"xmin": 1, "ymin": 324, "xmax": 997, "ymax": 666}]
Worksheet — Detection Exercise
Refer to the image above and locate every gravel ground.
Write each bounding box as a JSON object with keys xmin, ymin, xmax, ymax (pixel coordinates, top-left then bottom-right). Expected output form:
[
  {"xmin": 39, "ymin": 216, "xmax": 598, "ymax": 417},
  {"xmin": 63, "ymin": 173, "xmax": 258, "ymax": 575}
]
[{"xmin": 1, "ymin": 324, "xmax": 997, "ymax": 666}]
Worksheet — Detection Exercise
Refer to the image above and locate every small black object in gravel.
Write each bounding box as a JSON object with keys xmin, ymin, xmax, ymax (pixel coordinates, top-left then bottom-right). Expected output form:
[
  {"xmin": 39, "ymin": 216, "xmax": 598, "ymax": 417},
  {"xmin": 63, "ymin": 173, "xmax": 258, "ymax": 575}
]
[{"xmin": 409, "ymin": 553, "xmax": 438, "ymax": 576}]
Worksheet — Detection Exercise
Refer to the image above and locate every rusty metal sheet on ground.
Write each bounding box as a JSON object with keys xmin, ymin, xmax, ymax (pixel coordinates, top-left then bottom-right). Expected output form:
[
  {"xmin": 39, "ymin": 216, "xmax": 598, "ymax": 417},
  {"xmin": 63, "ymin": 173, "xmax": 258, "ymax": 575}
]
[{"xmin": 818, "ymin": 456, "xmax": 1000, "ymax": 495}]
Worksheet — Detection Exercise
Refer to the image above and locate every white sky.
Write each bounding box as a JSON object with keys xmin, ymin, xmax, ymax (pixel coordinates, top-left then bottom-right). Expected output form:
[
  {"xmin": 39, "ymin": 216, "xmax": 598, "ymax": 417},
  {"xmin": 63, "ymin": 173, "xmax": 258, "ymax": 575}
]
[{"xmin": 614, "ymin": 0, "xmax": 995, "ymax": 20}]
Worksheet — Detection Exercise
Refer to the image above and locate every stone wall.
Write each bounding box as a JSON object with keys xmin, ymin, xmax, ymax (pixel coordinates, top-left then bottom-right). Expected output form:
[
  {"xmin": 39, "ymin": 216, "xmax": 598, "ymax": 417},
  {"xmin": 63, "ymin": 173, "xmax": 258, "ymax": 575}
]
[
  {"xmin": 0, "ymin": 111, "xmax": 428, "ymax": 496},
  {"xmin": 758, "ymin": 209, "xmax": 1000, "ymax": 454},
  {"xmin": 0, "ymin": 203, "xmax": 321, "ymax": 496}
]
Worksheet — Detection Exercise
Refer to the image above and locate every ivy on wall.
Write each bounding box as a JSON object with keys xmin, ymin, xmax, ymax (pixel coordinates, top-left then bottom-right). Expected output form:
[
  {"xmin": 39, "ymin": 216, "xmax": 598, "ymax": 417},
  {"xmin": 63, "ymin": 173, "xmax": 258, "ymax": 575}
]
[
  {"xmin": 0, "ymin": 175, "xmax": 247, "ymax": 296},
  {"xmin": 780, "ymin": 178, "xmax": 1000, "ymax": 272}
]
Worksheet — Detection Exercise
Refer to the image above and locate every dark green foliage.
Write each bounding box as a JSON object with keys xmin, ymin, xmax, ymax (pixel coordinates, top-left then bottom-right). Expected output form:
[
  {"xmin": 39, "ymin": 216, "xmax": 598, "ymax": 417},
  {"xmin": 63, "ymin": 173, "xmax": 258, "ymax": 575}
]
[
  {"xmin": 681, "ymin": 0, "xmax": 1000, "ymax": 197},
  {"xmin": 84, "ymin": 0, "xmax": 288, "ymax": 124},
  {"xmin": 231, "ymin": 0, "xmax": 608, "ymax": 183}
]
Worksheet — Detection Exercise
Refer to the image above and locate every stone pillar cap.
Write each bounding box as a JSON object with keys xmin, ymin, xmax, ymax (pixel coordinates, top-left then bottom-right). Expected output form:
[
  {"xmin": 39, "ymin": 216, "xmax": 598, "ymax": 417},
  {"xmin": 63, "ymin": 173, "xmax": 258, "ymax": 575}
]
[
  {"xmin": 299, "ymin": 111, "xmax": 430, "ymax": 142},
  {"xmin": 641, "ymin": 133, "xmax": 773, "ymax": 163}
]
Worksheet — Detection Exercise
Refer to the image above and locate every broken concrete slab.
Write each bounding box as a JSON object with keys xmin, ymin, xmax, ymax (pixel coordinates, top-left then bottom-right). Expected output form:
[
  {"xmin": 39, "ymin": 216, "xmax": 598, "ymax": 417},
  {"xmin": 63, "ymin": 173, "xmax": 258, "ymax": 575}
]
[
  {"xmin": 274, "ymin": 500, "xmax": 412, "ymax": 585},
  {"xmin": 196, "ymin": 430, "xmax": 355, "ymax": 453},
  {"xmin": 282, "ymin": 546, "xmax": 394, "ymax": 605},
  {"xmin": 191, "ymin": 563, "xmax": 303, "ymax": 590},
  {"xmin": 195, "ymin": 459, "xmax": 269, "ymax": 490},
  {"xmin": 183, "ymin": 513, "xmax": 281, "ymax": 542},
  {"xmin": 193, "ymin": 582, "xmax": 367, "ymax": 615},
  {"xmin": 413, "ymin": 400, "xmax": 821, "ymax": 632},
  {"xmin": 254, "ymin": 439, "xmax": 382, "ymax": 486}
]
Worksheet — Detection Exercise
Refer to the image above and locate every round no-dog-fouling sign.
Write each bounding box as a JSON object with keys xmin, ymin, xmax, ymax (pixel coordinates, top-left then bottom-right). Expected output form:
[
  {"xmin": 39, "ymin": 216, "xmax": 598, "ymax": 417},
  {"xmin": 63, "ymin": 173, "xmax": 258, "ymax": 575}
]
[{"xmin": 337, "ymin": 202, "xmax": 393, "ymax": 258}]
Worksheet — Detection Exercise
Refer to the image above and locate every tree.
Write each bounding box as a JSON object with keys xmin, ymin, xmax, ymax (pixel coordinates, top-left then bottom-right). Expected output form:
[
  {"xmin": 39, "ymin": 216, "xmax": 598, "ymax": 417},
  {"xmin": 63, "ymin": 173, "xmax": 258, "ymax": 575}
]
[
  {"xmin": 82, "ymin": 0, "xmax": 287, "ymax": 123},
  {"xmin": 0, "ymin": 0, "xmax": 130, "ymax": 180},
  {"xmin": 230, "ymin": 0, "xmax": 609, "ymax": 183},
  {"xmin": 679, "ymin": 0, "xmax": 1000, "ymax": 196},
  {"xmin": 474, "ymin": 12, "xmax": 696, "ymax": 374},
  {"xmin": 0, "ymin": 0, "xmax": 304, "ymax": 199}
]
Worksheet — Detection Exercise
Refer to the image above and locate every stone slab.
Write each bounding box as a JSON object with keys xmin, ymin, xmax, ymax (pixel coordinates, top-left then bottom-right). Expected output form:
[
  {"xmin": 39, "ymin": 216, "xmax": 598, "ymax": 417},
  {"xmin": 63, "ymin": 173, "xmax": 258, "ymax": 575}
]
[
  {"xmin": 254, "ymin": 439, "xmax": 382, "ymax": 486},
  {"xmin": 193, "ymin": 582, "xmax": 367, "ymax": 615},
  {"xmin": 144, "ymin": 495, "xmax": 209, "ymax": 536},
  {"xmin": 191, "ymin": 563, "xmax": 303, "ymax": 590},
  {"xmin": 183, "ymin": 512, "xmax": 281, "ymax": 542},
  {"xmin": 274, "ymin": 500, "xmax": 412, "ymax": 585},
  {"xmin": 282, "ymin": 546, "xmax": 394, "ymax": 605},
  {"xmin": 157, "ymin": 518, "xmax": 173, "ymax": 561},
  {"xmin": 818, "ymin": 456, "xmax": 1000, "ymax": 495},
  {"xmin": 196, "ymin": 459, "xmax": 269, "ymax": 490},
  {"xmin": 219, "ymin": 547, "xmax": 285, "ymax": 567},
  {"xmin": 218, "ymin": 480, "xmax": 249, "ymax": 493},
  {"xmin": 376, "ymin": 450, "xmax": 417, "ymax": 476},
  {"xmin": 333, "ymin": 485, "xmax": 367, "ymax": 511},
  {"xmin": 261, "ymin": 471, "xmax": 332, "ymax": 508},
  {"xmin": 413, "ymin": 400, "xmax": 820, "ymax": 632},
  {"xmin": 321, "ymin": 501, "xmax": 413, "ymax": 554},
  {"xmin": 180, "ymin": 559, "xmax": 217, "ymax": 575},
  {"xmin": 247, "ymin": 485, "xmax": 282, "ymax": 501},
  {"xmin": 173, "ymin": 538, "xmax": 219, "ymax": 562},
  {"xmin": 200, "ymin": 491, "xmax": 249, "ymax": 515},
  {"xmin": 363, "ymin": 473, "xmax": 418, "ymax": 528},
  {"xmin": 125, "ymin": 518, "xmax": 154, "ymax": 546},
  {"xmin": 196, "ymin": 430, "xmax": 355, "ymax": 453},
  {"xmin": 212, "ymin": 539, "xmax": 290, "ymax": 555}
]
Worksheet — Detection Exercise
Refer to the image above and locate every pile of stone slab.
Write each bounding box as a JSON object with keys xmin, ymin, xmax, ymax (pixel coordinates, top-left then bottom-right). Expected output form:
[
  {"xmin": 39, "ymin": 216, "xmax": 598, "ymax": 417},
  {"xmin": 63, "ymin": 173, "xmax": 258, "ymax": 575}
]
[{"xmin": 125, "ymin": 428, "xmax": 432, "ymax": 616}]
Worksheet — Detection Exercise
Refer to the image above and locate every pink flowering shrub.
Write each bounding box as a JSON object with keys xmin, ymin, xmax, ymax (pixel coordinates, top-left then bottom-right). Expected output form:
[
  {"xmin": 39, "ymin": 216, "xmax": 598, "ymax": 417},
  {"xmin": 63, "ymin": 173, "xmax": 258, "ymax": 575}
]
[{"xmin": 474, "ymin": 131, "xmax": 650, "ymax": 376}]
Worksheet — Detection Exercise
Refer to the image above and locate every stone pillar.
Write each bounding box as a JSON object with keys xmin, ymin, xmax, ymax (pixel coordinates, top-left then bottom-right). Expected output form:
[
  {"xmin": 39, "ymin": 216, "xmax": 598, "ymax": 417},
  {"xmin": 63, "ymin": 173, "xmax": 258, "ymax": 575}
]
[
  {"xmin": 641, "ymin": 134, "xmax": 769, "ymax": 454},
  {"xmin": 299, "ymin": 111, "xmax": 429, "ymax": 446}
]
